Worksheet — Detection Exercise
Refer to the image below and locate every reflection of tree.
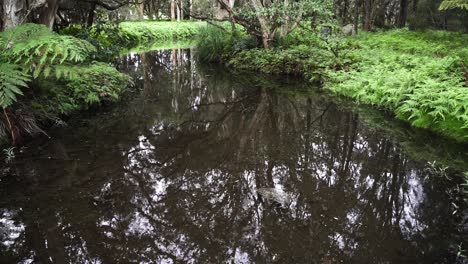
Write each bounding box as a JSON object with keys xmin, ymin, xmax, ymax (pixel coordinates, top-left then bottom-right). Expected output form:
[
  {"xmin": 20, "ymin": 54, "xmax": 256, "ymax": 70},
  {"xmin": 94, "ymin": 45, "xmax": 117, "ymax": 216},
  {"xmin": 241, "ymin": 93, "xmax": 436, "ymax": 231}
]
[{"xmin": 0, "ymin": 49, "xmax": 464, "ymax": 263}]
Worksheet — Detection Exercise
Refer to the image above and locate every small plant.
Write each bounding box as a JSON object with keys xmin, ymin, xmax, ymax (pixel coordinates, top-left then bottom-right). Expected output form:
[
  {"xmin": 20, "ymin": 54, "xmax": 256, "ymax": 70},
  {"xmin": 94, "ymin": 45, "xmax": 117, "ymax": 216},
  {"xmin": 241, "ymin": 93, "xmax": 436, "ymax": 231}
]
[
  {"xmin": 456, "ymin": 243, "xmax": 466, "ymax": 260},
  {"xmin": 3, "ymin": 147, "xmax": 15, "ymax": 163},
  {"xmin": 425, "ymin": 161, "xmax": 451, "ymax": 179}
]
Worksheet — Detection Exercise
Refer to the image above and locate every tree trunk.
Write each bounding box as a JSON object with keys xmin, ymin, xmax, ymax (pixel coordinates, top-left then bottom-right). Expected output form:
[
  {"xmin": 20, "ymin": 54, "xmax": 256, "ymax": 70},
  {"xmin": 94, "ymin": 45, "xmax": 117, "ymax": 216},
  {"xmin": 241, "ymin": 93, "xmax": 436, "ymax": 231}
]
[
  {"xmin": 177, "ymin": 1, "xmax": 181, "ymax": 21},
  {"xmin": 36, "ymin": 0, "xmax": 59, "ymax": 29},
  {"xmin": 250, "ymin": 0, "xmax": 275, "ymax": 48},
  {"xmin": 362, "ymin": 0, "xmax": 372, "ymax": 30},
  {"xmin": 189, "ymin": 0, "xmax": 192, "ymax": 19},
  {"xmin": 138, "ymin": 0, "xmax": 145, "ymax": 20},
  {"xmin": 353, "ymin": 0, "xmax": 360, "ymax": 34},
  {"xmin": 2, "ymin": 0, "xmax": 27, "ymax": 29},
  {"xmin": 375, "ymin": 0, "xmax": 387, "ymax": 27},
  {"xmin": 180, "ymin": 0, "xmax": 183, "ymax": 20},
  {"xmin": 171, "ymin": 0, "xmax": 176, "ymax": 21},
  {"xmin": 87, "ymin": 3, "xmax": 96, "ymax": 27},
  {"xmin": 341, "ymin": 0, "xmax": 349, "ymax": 24},
  {"xmin": 397, "ymin": 0, "xmax": 408, "ymax": 27}
]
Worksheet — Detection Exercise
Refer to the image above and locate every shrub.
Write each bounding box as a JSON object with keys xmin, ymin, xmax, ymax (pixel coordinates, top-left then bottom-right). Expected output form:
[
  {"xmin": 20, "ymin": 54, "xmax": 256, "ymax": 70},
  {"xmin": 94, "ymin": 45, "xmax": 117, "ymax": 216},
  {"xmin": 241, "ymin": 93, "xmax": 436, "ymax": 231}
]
[
  {"xmin": 195, "ymin": 25, "xmax": 254, "ymax": 62},
  {"xmin": 0, "ymin": 24, "xmax": 132, "ymax": 144},
  {"xmin": 33, "ymin": 62, "xmax": 131, "ymax": 115}
]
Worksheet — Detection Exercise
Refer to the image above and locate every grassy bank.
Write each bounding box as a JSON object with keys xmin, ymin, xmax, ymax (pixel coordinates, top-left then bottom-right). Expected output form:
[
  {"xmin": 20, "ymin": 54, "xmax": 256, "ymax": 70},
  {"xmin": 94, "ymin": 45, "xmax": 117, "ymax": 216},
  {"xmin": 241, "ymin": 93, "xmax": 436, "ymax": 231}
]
[
  {"xmin": 61, "ymin": 21, "xmax": 203, "ymax": 60},
  {"xmin": 197, "ymin": 26, "xmax": 468, "ymax": 142},
  {"xmin": 119, "ymin": 21, "xmax": 203, "ymax": 46},
  {"xmin": 326, "ymin": 30, "xmax": 468, "ymax": 141}
]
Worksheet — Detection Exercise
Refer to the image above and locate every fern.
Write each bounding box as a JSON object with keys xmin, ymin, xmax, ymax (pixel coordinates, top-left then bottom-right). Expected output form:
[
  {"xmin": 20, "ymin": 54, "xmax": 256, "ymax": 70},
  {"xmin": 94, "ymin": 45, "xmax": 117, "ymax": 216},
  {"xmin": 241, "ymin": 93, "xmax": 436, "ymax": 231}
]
[
  {"xmin": 0, "ymin": 24, "xmax": 96, "ymax": 78},
  {"xmin": 439, "ymin": 0, "xmax": 468, "ymax": 10},
  {"xmin": 49, "ymin": 62, "xmax": 131, "ymax": 111},
  {"xmin": 325, "ymin": 29, "xmax": 468, "ymax": 141},
  {"xmin": 0, "ymin": 64, "xmax": 31, "ymax": 109}
]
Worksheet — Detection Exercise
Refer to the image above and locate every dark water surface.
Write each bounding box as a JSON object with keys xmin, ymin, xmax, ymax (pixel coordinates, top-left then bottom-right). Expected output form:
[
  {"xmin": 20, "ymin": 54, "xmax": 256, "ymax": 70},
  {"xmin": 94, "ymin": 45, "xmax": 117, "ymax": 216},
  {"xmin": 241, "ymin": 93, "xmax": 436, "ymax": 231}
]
[{"xmin": 0, "ymin": 49, "xmax": 467, "ymax": 263}]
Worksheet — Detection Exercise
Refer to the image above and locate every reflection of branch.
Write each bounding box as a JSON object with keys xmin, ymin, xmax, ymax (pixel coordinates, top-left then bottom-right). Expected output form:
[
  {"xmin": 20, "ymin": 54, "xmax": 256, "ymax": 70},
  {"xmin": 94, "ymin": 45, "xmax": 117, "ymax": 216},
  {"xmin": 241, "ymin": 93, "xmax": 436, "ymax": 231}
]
[
  {"xmin": 179, "ymin": 95, "xmax": 250, "ymax": 117},
  {"xmin": 310, "ymin": 102, "xmax": 332, "ymax": 126}
]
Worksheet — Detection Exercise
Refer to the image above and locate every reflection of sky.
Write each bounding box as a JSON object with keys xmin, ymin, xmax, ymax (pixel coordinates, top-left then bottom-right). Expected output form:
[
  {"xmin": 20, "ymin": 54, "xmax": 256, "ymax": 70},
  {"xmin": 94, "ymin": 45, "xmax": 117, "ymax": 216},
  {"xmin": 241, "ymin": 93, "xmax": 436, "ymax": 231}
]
[
  {"xmin": 0, "ymin": 209, "xmax": 24, "ymax": 247},
  {"xmin": 112, "ymin": 103, "xmax": 433, "ymax": 263},
  {"xmin": 399, "ymin": 170, "xmax": 427, "ymax": 238}
]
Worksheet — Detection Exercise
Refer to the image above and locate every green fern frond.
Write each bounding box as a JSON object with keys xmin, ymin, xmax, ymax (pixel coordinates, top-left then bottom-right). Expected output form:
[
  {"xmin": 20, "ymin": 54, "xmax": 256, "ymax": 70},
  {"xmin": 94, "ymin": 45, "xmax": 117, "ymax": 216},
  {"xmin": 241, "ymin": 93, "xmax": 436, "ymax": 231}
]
[
  {"xmin": 0, "ymin": 24, "xmax": 96, "ymax": 79},
  {"xmin": 0, "ymin": 64, "xmax": 31, "ymax": 109}
]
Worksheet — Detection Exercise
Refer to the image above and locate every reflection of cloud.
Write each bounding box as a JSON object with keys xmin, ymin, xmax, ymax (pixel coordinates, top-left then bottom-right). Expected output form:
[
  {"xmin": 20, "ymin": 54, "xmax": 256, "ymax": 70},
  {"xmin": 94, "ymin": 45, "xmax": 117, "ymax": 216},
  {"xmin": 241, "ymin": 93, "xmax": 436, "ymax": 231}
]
[{"xmin": 399, "ymin": 170, "xmax": 427, "ymax": 238}]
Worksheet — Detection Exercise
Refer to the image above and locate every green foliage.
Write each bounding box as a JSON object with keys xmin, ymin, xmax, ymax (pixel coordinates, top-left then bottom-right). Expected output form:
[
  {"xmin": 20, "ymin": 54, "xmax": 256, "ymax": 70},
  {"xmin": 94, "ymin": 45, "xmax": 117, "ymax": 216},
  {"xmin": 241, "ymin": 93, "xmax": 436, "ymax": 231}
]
[
  {"xmin": 326, "ymin": 29, "xmax": 468, "ymax": 141},
  {"xmin": 33, "ymin": 62, "xmax": 131, "ymax": 115},
  {"xmin": 205, "ymin": 25, "xmax": 468, "ymax": 141},
  {"xmin": 195, "ymin": 25, "xmax": 254, "ymax": 62},
  {"xmin": 0, "ymin": 23, "xmax": 130, "ymax": 112},
  {"xmin": 439, "ymin": 0, "xmax": 468, "ymax": 9},
  {"xmin": 120, "ymin": 21, "xmax": 203, "ymax": 45},
  {"xmin": 0, "ymin": 64, "xmax": 31, "ymax": 109},
  {"xmin": 61, "ymin": 22, "xmax": 139, "ymax": 61},
  {"xmin": 229, "ymin": 44, "xmax": 337, "ymax": 80},
  {"xmin": 0, "ymin": 24, "xmax": 96, "ymax": 78}
]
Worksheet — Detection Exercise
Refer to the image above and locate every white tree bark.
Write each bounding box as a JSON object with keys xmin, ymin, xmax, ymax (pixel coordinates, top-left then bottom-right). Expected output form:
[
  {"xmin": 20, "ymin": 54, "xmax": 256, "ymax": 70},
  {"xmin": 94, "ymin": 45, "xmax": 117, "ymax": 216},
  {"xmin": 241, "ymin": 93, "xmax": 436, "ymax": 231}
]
[{"xmin": 3, "ymin": 0, "xmax": 26, "ymax": 29}]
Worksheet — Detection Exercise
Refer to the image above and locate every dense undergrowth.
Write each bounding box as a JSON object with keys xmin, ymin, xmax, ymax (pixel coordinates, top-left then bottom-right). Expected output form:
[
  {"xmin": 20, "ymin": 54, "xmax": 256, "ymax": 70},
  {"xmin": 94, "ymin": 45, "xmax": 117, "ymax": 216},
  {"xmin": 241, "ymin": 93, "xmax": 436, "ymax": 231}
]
[
  {"xmin": 326, "ymin": 30, "xmax": 468, "ymax": 141},
  {"xmin": 196, "ymin": 25, "xmax": 468, "ymax": 142},
  {"xmin": 0, "ymin": 23, "xmax": 130, "ymax": 144},
  {"xmin": 196, "ymin": 25, "xmax": 347, "ymax": 81},
  {"xmin": 119, "ymin": 21, "xmax": 203, "ymax": 45}
]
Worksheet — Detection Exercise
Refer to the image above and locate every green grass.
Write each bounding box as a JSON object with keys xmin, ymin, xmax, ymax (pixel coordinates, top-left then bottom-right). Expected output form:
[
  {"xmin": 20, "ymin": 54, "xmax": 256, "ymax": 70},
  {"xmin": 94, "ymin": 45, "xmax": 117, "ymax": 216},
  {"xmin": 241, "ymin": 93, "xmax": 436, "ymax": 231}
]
[
  {"xmin": 119, "ymin": 21, "xmax": 204, "ymax": 46},
  {"xmin": 326, "ymin": 29, "xmax": 468, "ymax": 142}
]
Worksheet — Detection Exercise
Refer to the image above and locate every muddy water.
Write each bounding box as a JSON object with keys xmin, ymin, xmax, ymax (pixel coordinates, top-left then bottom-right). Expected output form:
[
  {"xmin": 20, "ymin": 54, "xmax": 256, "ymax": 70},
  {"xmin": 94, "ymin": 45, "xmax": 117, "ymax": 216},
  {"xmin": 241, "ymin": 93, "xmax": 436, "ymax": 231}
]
[{"xmin": 0, "ymin": 48, "xmax": 467, "ymax": 263}]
